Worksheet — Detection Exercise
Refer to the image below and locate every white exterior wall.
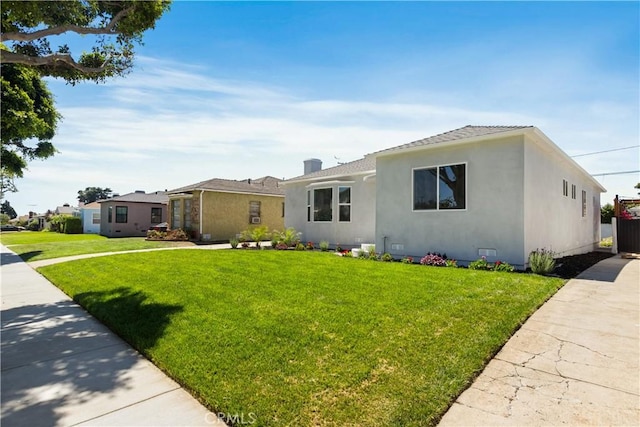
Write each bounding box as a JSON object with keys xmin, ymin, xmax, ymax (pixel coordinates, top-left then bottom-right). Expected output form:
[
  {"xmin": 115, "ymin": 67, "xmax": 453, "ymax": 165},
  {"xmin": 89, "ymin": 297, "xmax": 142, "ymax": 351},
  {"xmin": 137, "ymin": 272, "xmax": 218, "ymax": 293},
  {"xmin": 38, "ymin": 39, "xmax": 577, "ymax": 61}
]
[
  {"xmin": 81, "ymin": 208, "xmax": 101, "ymax": 234},
  {"xmin": 523, "ymin": 134, "xmax": 602, "ymax": 259},
  {"xmin": 375, "ymin": 136, "xmax": 528, "ymax": 266},
  {"xmin": 284, "ymin": 175, "xmax": 376, "ymax": 247}
]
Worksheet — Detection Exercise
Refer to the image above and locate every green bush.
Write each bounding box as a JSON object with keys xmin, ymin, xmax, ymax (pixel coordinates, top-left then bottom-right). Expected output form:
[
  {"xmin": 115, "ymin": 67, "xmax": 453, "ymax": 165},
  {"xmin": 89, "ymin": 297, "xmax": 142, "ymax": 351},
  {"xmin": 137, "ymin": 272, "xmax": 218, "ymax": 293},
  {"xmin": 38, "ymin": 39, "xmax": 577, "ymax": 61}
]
[
  {"xmin": 26, "ymin": 218, "xmax": 40, "ymax": 231},
  {"xmin": 61, "ymin": 216, "xmax": 82, "ymax": 234},
  {"xmin": 229, "ymin": 238, "xmax": 239, "ymax": 249},
  {"xmin": 529, "ymin": 249, "xmax": 556, "ymax": 275},
  {"xmin": 381, "ymin": 253, "xmax": 393, "ymax": 262},
  {"xmin": 319, "ymin": 240, "xmax": 329, "ymax": 251}
]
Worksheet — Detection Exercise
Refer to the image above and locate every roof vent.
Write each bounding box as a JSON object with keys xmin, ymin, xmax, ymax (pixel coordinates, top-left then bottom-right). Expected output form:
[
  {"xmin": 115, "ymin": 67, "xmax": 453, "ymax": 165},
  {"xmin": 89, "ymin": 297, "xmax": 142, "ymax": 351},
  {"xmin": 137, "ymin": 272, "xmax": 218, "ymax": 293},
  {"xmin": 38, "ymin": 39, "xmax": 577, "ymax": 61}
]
[
  {"xmin": 304, "ymin": 158, "xmax": 322, "ymax": 175},
  {"xmin": 135, "ymin": 190, "xmax": 145, "ymax": 194}
]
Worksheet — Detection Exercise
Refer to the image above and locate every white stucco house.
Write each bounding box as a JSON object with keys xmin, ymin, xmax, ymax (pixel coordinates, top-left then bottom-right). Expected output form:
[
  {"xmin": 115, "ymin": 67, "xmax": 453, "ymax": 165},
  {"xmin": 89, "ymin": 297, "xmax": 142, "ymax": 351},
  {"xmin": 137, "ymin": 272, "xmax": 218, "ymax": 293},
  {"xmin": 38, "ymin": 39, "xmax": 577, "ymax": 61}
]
[{"xmin": 283, "ymin": 125, "xmax": 606, "ymax": 268}]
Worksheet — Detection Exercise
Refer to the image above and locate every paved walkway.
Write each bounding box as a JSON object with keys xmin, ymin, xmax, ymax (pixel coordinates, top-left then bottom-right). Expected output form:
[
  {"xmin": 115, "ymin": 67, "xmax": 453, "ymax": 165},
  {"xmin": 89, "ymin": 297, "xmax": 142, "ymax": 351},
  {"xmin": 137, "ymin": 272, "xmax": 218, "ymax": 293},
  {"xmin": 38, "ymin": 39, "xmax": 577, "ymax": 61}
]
[
  {"xmin": 1, "ymin": 245, "xmax": 226, "ymax": 427},
  {"xmin": 439, "ymin": 255, "xmax": 640, "ymax": 426}
]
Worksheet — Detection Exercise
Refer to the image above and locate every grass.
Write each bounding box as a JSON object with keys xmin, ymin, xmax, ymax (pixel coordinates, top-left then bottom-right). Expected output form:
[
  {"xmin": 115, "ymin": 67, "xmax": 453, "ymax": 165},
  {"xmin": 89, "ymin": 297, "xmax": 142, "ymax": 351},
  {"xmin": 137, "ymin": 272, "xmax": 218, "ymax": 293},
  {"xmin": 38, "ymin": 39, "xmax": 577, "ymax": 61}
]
[
  {"xmin": 39, "ymin": 250, "xmax": 564, "ymax": 426},
  {"xmin": 0, "ymin": 231, "xmax": 194, "ymax": 261}
]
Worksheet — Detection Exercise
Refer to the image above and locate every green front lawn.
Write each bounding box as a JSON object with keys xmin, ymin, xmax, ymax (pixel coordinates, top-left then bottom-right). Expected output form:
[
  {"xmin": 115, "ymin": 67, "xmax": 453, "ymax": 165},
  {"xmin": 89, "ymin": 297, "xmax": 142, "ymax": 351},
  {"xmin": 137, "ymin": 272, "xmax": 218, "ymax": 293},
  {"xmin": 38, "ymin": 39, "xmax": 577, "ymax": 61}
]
[
  {"xmin": 39, "ymin": 250, "xmax": 564, "ymax": 426},
  {"xmin": 0, "ymin": 232, "xmax": 195, "ymax": 261}
]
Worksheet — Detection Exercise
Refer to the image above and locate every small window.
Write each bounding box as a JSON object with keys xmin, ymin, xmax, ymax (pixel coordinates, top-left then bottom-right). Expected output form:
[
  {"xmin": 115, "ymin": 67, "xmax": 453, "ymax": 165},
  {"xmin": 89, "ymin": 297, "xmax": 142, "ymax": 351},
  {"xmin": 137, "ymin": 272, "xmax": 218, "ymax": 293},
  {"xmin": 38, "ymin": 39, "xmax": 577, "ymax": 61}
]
[
  {"xmin": 107, "ymin": 206, "xmax": 112, "ymax": 223},
  {"xmin": 92, "ymin": 212, "xmax": 101, "ymax": 224},
  {"xmin": 582, "ymin": 190, "xmax": 587, "ymax": 217},
  {"xmin": 171, "ymin": 200, "xmax": 181, "ymax": 229},
  {"xmin": 571, "ymin": 184, "xmax": 576, "ymax": 200},
  {"xmin": 282, "ymin": 202, "xmax": 285, "ymax": 218},
  {"xmin": 314, "ymin": 188, "xmax": 333, "ymax": 221},
  {"xmin": 151, "ymin": 207, "xmax": 162, "ymax": 224},
  {"xmin": 338, "ymin": 186, "xmax": 351, "ymax": 222},
  {"xmin": 184, "ymin": 199, "xmax": 192, "ymax": 229},
  {"xmin": 562, "ymin": 179, "xmax": 568, "ymax": 197},
  {"xmin": 306, "ymin": 191, "xmax": 311, "ymax": 222},
  {"xmin": 249, "ymin": 201, "xmax": 261, "ymax": 223},
  {"xmin": 115, "ymin": 206, "xmax": 128, "ymax": 223}
]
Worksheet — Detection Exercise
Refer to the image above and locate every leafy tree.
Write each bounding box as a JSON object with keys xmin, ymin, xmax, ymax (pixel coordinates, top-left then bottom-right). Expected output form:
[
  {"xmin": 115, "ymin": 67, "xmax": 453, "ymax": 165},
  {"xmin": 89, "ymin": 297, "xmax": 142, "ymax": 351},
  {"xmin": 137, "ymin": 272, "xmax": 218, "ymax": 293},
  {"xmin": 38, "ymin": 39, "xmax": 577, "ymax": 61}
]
[
  {"xmin": 0, "ymin": 200, "xmax": 17, "ymax": 219},
  {"xmin": 1, "ymin": 62, "xmax": 60, "ymax": 195},
  {"xmin": 600, "ymin": 203, "xmax": 614, "ymax": 224},
  {"xmin": 78, "ymin": 186, "xmax": 113, "ymax": 203},
  {"xmin": 1, "ymin": 1, "xmax": 171, "ymax": 194},
  {"xmin": 1, "ymin": 0, "xmax": 172, "ymax": 84},
  {"xmin": 635, "ymin": 183, "xmax": 640, "ymax": 189},
  {"xmin": 0, "ymin": 213, "xmax": 10, "ymax": 225}
]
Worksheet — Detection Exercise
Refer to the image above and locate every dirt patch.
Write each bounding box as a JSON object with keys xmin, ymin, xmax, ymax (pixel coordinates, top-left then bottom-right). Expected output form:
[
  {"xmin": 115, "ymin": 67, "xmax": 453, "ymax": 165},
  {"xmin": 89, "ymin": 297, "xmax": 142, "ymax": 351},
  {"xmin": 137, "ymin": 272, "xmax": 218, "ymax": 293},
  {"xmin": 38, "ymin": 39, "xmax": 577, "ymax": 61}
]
[{"xmin": 552, "ymin": 251, "xmax": 615, "ymax": 279}]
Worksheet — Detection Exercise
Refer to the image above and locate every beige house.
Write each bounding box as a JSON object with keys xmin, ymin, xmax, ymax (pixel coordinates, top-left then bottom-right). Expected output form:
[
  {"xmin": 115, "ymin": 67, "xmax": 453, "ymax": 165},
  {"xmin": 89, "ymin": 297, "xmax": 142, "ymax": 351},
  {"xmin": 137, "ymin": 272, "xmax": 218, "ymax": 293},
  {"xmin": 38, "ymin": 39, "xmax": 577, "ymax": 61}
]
[
  {"xmin": 167, "ymin": 176, "xmax": 285, "ymax": 242},
  {"xmin": 99, "ymin": 191, "xmax": 168, "ymax": 237}
]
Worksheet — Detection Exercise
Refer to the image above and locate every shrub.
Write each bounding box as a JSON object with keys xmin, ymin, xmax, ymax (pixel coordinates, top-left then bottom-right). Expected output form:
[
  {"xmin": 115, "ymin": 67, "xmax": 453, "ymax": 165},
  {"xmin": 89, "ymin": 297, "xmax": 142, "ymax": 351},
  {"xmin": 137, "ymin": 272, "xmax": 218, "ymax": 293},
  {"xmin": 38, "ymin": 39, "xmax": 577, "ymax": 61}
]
[
  {"xmin": 279, "ymin": 227, "xmax": 301, "ymax": 247},
  {"xmin": 529, "ymin": 248, "xmax": 556, "ymax": 275},
  {"xmin": 229, "ymin": 238, "xmax": 239, "ymax": 249},
  {"xmin": 357, "ymin": 249, "xmax": 368, "ymax": 259},
  {"xmin": 445, "ymin": 259, "xmax": 458, "ymax": 268},
  {"xmin": 381, "ymin": 253, "xmax": 393, "ymax": 262},
  {"xmin": 401, "ymin": 256, "xmax": 414, "ymax": 264},
  {"xmin": 340, "ymin": 250, "xmax": 352, "ymax": 258},
  {"xmin": 367, "ymin": 246, "xmax": 377, "ymax": 260},
  {"xmin": 26, "ymin": 218, "xmax": 40, "ymax": 231},
  {"xmin": 166, "ymin": 229, "xmax": 190, "ymax": 241},
  {"xmin": 494, "ymin": 261, "xmax": 515, "ymax": 272},
  {"xmin": 306, "ymin": 241, "xmax": 315, "ymax": 250},
  {"xmin": 295, "ymin": 243, "xmax": 305, "ymax": 251},
  {"xmin": 335, "ymin": 244, "xmax": 343, "ymax": 252},
  {"xmin": 420, "ymin": 253, "xmax": 447, "ymax": 267},
  {"xmin": 319, "ymin": 241, "xmax": 330, "ymax": 251},
  {"xmin": 61, "ymin": 216, "xmax": 82, "ymax": 234},
  {"xmin": 275, "ymin": 242, "xmax": 289, "ymax": 250},
  {"xmin": 270, "ymin": 232, "xmax": 280, "ymax": 248},
  {"xmin": 147, "ymin": 230, "xmax": 167, "ymax": 240},
  {"xmin": 468, "ymin": 256, "xmax": 491, "ymax": 270},
  {"xmin": 241, "ymin": 242, "xmax": 250, "ymax": 248}
]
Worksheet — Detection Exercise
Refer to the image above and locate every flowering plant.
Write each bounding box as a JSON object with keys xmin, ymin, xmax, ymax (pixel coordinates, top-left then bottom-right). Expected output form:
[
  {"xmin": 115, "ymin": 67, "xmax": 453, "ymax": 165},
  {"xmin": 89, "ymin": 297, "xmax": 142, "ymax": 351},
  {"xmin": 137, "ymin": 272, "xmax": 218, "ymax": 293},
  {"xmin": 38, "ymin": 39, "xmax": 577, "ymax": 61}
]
[
  {"xmin": 420, "ymin": 253, "xmax": 447, "ymax": 267},
  {"xmin": 401, "ymin": 256, "xmax": 414, "ymax": 264},
  {"xmin": 275, "ymin": 242, "xmax": 289, "ymax": 250},
  {"xmin": 306, "ymin": 241, "xmax": 315, "ymax": 250}
]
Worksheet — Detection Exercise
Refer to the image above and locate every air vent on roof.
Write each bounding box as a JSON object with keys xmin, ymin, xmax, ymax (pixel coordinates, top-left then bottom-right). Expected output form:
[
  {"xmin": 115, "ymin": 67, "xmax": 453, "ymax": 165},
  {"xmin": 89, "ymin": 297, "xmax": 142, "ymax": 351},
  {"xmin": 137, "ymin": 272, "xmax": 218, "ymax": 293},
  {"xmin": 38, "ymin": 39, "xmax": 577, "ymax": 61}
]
[{"xmin": 135, "ymin": 190, "xmax": 145, "ymax": 194}]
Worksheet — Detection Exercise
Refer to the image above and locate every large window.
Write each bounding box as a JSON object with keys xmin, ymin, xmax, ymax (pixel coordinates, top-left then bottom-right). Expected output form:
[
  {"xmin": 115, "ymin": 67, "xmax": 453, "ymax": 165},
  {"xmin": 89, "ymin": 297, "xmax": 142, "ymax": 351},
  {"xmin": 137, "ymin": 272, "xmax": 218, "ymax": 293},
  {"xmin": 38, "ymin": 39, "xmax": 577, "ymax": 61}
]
[
  {"xmin": 414, "ymin": 163, "xmax": 466, "ymax": 211},
  {"xmin": 314, "ymin": 188, "xmax": 333, "ymax": 221},
  {"xmin": 115, "ymin": 206, "xmax": 128, "ymax": 223},
  {"xmin": 108, "ymin": 206, "xmax": 112, "ymax": 223},
  {"xmin": 171, "ymin": 200, "xmax": 181, "ymax": 229},
  {"xmin": 151, "ymin": 207, "xmax": 162, "ymax": 224},
  {"xmin": 338, "ymin": 186, "xmax": 351, "ymax": 222}
]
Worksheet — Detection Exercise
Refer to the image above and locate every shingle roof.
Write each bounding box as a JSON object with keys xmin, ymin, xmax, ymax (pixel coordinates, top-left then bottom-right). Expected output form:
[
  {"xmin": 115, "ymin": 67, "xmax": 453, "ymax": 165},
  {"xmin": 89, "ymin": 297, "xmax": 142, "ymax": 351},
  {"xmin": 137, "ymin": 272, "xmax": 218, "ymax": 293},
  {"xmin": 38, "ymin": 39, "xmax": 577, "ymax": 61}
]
[
  {"xmin": 99, "ymin": 191, "xmax": 169, "ymax": 204},
  {"xmin": 168, "ymin": 176, "xmax": 284, "ymax": 196},
  {"xmin": 374, "ymin": 125, "xmax": 533, "ymax": 156},
  {"xmin": 285, "ymin": 156, "xmax": 377, "ymax": 183}
]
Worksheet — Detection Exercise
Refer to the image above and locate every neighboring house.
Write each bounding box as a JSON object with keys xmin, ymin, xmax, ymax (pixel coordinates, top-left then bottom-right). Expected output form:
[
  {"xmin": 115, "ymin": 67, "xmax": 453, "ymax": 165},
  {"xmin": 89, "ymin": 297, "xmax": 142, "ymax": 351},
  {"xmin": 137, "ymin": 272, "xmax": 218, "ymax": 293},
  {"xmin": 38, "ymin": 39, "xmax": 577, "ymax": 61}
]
[
  {"xmin": 167, "ymin": 176, "xmax": 285, "ymax": 241},
  {"xmin": 55, "ymin": 204, "xmax": 78, "ymax": 216},
  {"xmin": 284, "ymin": 125, "xmax": 606, "ymax": 268},
  {"xmin": 79, "ymin": 201, "xmax": 101, "ymax": 234},
  {"xmin": 99, "ymin": 191, "xmax": 168, "ymax": 237}
]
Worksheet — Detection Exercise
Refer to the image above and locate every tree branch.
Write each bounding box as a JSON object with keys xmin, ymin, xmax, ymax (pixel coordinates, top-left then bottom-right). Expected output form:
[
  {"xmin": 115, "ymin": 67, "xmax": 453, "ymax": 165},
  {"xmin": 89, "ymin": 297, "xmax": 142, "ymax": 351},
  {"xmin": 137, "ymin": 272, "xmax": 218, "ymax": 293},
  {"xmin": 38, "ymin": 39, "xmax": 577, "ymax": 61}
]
[
  {"xmin": 0, "ymin": 6, "xmax": 134, "ymax": 43},
  {"xmin": 0, "ymin": 50, "xmax": 108, "ymax": 74}
]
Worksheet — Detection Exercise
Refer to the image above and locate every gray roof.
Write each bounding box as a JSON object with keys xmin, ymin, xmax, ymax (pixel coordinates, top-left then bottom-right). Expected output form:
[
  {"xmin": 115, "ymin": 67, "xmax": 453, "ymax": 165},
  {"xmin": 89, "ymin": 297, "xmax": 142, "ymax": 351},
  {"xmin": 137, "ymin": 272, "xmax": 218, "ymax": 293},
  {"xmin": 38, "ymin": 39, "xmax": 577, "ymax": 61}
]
[
  {"xmin": 285, "ymin": 156, "xmax": 377, "ymax": 183},
  {"xmin": 99, "ymin": 191, "xmax": 169, "ymax": 204},
  {"xmin": 168, "ymin": 176, "xmax": 284, "ymax": 196},
  {"xmin": 374, "ymin": 125, "xmax": 533, "ymax": 156},
  {"xmin": 285, "ymin": 125, "xmax": 531, "ymax": 183}
]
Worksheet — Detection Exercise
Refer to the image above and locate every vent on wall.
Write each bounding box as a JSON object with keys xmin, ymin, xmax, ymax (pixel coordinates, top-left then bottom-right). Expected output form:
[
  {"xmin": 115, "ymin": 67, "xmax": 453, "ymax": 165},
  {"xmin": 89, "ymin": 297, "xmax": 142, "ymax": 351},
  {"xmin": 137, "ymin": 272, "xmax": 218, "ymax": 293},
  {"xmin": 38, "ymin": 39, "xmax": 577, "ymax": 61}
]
[{"xmin": 251, "ymin": 217, "xmax": 261, "ymax": 224}]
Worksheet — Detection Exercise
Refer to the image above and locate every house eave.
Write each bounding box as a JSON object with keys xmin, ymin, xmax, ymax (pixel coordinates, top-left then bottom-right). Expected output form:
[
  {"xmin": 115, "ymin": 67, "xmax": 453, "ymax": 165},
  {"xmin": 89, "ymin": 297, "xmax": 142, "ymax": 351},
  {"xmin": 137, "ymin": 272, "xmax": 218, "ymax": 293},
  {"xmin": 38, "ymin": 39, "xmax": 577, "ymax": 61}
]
[{"xmin": 281, "ymin": 169, "xmax": 376, "ymax": 186}]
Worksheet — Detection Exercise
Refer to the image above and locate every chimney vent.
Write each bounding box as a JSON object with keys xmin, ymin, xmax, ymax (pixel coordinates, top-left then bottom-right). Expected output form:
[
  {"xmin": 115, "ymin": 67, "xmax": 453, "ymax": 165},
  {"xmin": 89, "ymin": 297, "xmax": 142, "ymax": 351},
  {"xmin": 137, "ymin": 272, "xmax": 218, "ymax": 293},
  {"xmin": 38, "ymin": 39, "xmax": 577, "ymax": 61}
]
[{"xmin": 304, "ymin": 158, "xmax": 322, "ymax": 175}]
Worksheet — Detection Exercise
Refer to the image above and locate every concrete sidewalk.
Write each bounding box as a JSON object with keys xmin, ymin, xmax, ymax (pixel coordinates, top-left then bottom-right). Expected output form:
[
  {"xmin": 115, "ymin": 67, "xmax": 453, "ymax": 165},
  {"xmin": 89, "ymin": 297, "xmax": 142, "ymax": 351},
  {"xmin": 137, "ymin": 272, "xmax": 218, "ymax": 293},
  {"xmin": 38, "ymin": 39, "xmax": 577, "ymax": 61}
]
[
  {"xmin": 1, "ymin": 245, "xmax": 225, "ymax": 427},
  {"xmin": 439, "ymin": 255, "xmax": 640, "ymax": 426}
]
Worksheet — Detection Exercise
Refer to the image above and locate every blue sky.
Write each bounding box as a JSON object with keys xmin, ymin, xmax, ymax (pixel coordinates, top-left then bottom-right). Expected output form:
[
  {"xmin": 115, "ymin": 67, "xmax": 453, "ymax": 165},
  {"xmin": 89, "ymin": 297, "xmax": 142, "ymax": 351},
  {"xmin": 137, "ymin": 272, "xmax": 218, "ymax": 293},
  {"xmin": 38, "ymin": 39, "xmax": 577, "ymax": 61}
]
[{"xmin": 8, "ymin": 1, "xmax": 639, "ymax": 215}]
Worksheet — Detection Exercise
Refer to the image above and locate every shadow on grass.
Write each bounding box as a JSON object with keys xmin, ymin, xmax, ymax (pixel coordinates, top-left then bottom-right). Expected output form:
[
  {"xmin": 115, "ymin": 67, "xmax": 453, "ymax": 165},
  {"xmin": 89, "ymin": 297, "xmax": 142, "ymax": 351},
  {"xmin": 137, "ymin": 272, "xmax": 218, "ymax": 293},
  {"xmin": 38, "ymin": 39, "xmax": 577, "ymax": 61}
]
[{"xmin": 1, "ymin": 289, "xmax": 182, "ymax": 426}]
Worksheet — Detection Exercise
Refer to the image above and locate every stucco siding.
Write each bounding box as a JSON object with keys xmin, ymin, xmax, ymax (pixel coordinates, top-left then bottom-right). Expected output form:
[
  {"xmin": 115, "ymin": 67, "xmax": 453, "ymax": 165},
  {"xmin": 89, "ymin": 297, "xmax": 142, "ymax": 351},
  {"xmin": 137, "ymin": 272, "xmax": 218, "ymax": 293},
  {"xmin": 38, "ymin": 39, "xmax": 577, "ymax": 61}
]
[
  {"xmin": 100, "ymin": 202, "xmax": 167, "ymax": 237},
  {"xmin": 523, "ymin": 135, "xmax": 601, "ymax": 259},
  {"xmin": 376, "ymin": 136, "xmax": 527, "ymax": 266},
  {"xmin": 198, "ymin": 191, "xmax": 284, "ymax": 241},
  {"xmin": 284, "ymin": 176, "xmax": 376, "ymax": 247},
  {"xmin": 81, "ymin": 209, "xmax": 100, "ymax": 234}
]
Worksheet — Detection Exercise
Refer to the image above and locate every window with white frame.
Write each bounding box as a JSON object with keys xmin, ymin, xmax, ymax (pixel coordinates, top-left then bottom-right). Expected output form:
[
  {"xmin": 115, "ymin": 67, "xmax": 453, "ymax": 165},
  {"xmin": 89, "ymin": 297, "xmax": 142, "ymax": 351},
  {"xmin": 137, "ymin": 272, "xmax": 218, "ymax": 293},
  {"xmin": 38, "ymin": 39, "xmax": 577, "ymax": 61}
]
[
  {"xmin": 338, "ymin": 186, "xmax": 351, "ymax": 222},
  {"xmin": 92, "ymin": 212, "xmax": 100, "ymax": 224},
  {"xmin": 313, "ymin": 188, "xmax": 333, "ymax": 222},
  {"xmin": 306, "ymin": 191, "xmax": 311, "ymax": 222},
  {"xmin": 413, "ymin": 164, "xmax": 466, "ymax": 211}
]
